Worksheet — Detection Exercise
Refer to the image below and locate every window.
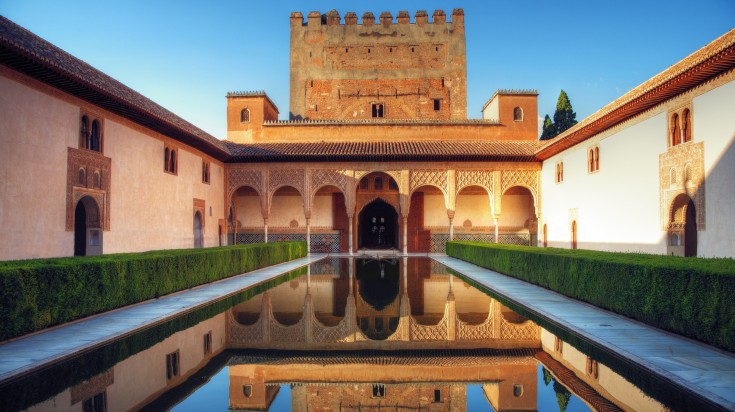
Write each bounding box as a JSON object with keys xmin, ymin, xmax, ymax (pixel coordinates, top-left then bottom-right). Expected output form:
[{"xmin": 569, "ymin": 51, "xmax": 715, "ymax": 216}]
[
  {"xmin": 554, "ymin": 336, "xmax": 564, "ymax": 353},
  {"xmin": 555, "ymin": 162, "xmax": 564, "ymax": 183},
  {"xmin": 588, "ymin": 146, "xmax": 599, "ymax": 173},
  {"xmin": 513, "ymin": 385, "xmax": 524, "ymax": 397},
  {"xmin": 203, "ymin": 331, "xmax": 212, "ymax": 355},
  {"xmin": 164, "ymin": 146, "xmax": 177, "ymax": 174},
  {"xmin": 372, "ymin": 384, "xmax": 385, "ymax": 398},
  {"xmin": 80, "ymin": 114, "xmax": 103, "ymax": 152},
  {"xmin": 671, "ymin": 113, "xmax": 681, "ymax": 146},
  {"xmin": 586, "ymin": 357, "xmax": 599, "ymax": 379},
  {"xmin": 371, "ymin": 103, "xmax": 384, "ymax": 118},
  {"xmin": 682, "ymin": 108, "xmax": 691, "ymax": 142},
  {"xmin": 434, "ymin": 389, "xmax": 442, "ymax": 402},
  {"xmin": 82, "ymin": 392, "xmax": 106, "ymax": 412},
  {"xmin": 202, "ymin": 160, "xmax": 210, "ymax": 184},
  {"xmin": 78, "ymin": 168, "xmax": 86, "ymax": 186},
  {"xmin": 433, "ymin": 99, "xmax": 441, "ymax": 111},
  {"xmin": 513, "ymin": 106, "xmax": 523, "ymax": 121},
  {"xmin": 166, "ymin": 350, "xmax": 180, "ymax": 380},
  {"xmin": 240, "ymin": 109, "xmax": 250, "ymax": 123},
  {"xmin": 93, "ymin": 171, "xmax": 101, "ymax": 189},
  {"xmin": 374, "ymin": 177, "xmax": 383, "ymax": 190}
]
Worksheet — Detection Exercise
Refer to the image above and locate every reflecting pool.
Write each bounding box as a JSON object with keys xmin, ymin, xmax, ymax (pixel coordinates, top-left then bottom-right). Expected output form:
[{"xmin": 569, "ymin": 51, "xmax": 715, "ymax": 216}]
[{"xmin": 0, "ymin": 258, "xmax": 680, "ymax": 411}]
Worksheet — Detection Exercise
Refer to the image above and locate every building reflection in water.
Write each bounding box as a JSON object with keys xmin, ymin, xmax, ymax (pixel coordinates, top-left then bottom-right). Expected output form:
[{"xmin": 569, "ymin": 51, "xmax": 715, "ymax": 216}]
[{"xmin": 12, "ymin": 257, "xmax": 667, "ymax": 412}]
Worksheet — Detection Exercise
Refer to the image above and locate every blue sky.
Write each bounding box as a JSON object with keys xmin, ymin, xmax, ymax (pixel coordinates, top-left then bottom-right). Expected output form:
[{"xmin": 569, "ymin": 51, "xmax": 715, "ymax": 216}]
[{"xmin": 2, "ymin": 1, "xmax": 733, "ymax": 139}]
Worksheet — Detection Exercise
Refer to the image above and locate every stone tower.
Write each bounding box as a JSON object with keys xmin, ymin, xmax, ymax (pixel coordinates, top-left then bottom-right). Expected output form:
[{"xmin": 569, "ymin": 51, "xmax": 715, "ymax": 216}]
[{"xmin": 289, "ymin": 9, "xmax": 467, "ymax": 121}]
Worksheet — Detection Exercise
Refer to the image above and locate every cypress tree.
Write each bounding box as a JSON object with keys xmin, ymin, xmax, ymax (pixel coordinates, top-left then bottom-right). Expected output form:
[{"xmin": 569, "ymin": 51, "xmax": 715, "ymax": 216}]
[
  {"xmin": 539, "ymin": 90, "xmax": 578, "ymax": 140},
  {"xmin": 540, "ymin": 114, "xmax": 554, "ymax": 140}
]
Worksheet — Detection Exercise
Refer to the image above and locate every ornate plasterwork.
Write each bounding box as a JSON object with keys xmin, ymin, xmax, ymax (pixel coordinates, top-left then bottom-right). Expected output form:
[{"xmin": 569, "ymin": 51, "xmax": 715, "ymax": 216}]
[
  {"xmin": 659, "ymin": 141, "xmax": 705, "ymax": 230},
  {"xmin": 310, "ymin": 169, "xmax": 348, "ymax": 194},
  {"xmin": 269, "ymin": 168, "xmax": 305, "ymax": 197},
  {"xmin": 410, "ymin": 169, "xmax": 448, "ymax": 195},
  {"xmin": 227, "ymin": 168, "xmax": 262, "ymax": 200},
  {"xmin": 355, "ymin": 170, "xmax": 403, "ymax": 192},
  {"xmin": 456, "ymin": 170, "xmax": 493, "ymax": 194},
  {"xmin": 500, "ymin": 169, "xmax": 537, "ymax": 195},
  {"xmin": 66, "ymin": 147, "xmax": 111, "ymax": 231}
]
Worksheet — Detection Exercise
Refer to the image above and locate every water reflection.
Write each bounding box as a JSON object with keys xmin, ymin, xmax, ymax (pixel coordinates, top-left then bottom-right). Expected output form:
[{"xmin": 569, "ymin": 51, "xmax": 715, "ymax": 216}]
[
  {"xmin": 2, "ymin": 257, "xmax": 673, "ymax": 412},
  {"xmin": 229, "ymin": 257, "xmax": 539, "ymax": 350}
]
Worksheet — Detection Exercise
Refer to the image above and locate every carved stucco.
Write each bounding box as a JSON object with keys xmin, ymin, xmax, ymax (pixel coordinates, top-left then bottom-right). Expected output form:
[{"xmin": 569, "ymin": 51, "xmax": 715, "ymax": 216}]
[{"xmin": 659, "ymin": 141, "xmax": 705, "ymax": 230}]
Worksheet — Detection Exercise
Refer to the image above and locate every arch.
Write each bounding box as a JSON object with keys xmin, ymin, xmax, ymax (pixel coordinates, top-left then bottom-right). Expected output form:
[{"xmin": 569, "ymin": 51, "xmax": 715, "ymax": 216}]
[
  {"xmin": 240, "ymin": 108, "xmax": 250, "ymax": 123},
  {"xmin": 669, "ymin": 193, "xmax": 697, "ymax": 257},
  {"xmin": 455, "ymin": 185, "xmax": 494, "ymax": 234},
  {"xmin": 230, "ymin": 185, "xmax": 263, "ymax": 238},
  {"xmin": 356, "ymin": 170, "xmax": 403, "ymax": 193},
  {"xmin": 80, "ymin": 116, "xmax": 89, "ymax": 149},
  {"xmin": 682, "ymin": 108, "xmax": 691, "ymax": 142},
  {"xmin": 513, "ymin": 106, "xmax": 523, "ymax": 121},
  {"xmin": 194, "ymin": 211, "xmax": 203, "ymax": 248},
  {"xmin": 671, "ymin": 113, "xmax": 681, "ymax": 146},
  {"xmin": 268, "ymin": 184, "xmax": 305, "ymax": 216},
  {"xmin": 90, "ymin": 120, "xmax": 101, "ymax": 152},
  {"xmin": 571, "ymin": 220, "xmax": 578, "ymax": 249},
  {"xmin": 358, "ymin": 198, "xmax": 399, "ymax": 249},
  {"xmin": 410, "ymin": 184, "xmax": 449, "ymax": 211},
  {"xmin": 499, "ymin": 186, "xmax": 537, "ymax": 246},
  {"xmin": 228, "ymin": 183, "xmax": 262, "ymax": 207},
  {"xmin": 74, "ymin": 196, "xmax": 102, "ymax": 256}
]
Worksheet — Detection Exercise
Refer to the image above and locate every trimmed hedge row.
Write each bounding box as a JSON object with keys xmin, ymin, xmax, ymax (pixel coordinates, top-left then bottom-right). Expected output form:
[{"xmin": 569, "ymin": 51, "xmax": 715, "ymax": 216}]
[
  {"xmin": 0, "ymin": 242, "xmax": 307, "ymax": 341},
  {"xmin": 446, "ymin": 241, "xmax": 735, "ymax": 352}
]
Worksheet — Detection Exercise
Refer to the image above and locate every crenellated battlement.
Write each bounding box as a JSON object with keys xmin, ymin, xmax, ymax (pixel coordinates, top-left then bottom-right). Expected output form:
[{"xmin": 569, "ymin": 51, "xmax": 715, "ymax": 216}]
[{"xmin": 290, "ymin": 9, "xmax": 464, "ymax": 28}]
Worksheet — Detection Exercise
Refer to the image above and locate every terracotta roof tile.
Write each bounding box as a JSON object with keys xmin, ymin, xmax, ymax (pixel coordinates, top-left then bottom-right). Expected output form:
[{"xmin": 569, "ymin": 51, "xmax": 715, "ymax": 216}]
[{"xmin": 224, "ymin": 140, "xmax": 543, "ymax": 162}]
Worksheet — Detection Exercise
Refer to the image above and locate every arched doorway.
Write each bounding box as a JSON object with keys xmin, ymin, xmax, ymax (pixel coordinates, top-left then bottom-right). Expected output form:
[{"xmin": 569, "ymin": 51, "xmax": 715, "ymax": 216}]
[
  {"xmin": 668, "ymin": 194, "xmax": 697, "ymax": 257},
  {"xmin": 358, "ymin": 199, "xmax": 399, "ymax": 249},
  {"xmin": 74, "ymin": 196, "xmax": 102, "ymax": 256},
  {"xmin": 194, "ymin": 211, "xmax": 203, "ymax": 248},
  {"xmin": 499, "ymin": 186, "xmax": 537, "ymax": 246}
]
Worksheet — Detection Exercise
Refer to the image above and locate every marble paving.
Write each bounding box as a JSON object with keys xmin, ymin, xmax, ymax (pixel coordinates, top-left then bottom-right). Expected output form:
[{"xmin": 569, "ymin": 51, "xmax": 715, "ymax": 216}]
[
  {"xmin": 434, "ymin": 255, "xmax": 735, "ymax": 411},
  {"xmin": 0, "ymin": 254, "xmax": 326, "ymax": 384}
]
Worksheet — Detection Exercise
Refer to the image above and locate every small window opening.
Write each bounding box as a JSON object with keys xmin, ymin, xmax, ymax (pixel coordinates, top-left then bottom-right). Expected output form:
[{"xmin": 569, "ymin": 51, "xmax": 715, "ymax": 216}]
[
  {"xmin": 374, "ymin": 177, "xmax": 383, "ymax": 190},
  {"xmin": 80, "ymin": 116, "xmax": 90, "ymax": 149},
  {"xmin": 434, "ymin": 389, "xmax": 442, "ymax": 402},
  {"xmin": 411, "ymin": 47, "xmax": 415, "ymax": 52},
  {"xmin": 166, "ymin": 351, "xmax": 180, "ymax": 380},
  {"xmin": 671, "ymin": 113, "xmax": 681, "ymax": 146},
  {"xmin": 242, "ymin": 385, "xmax": 252, "ymax": 398},
  {"xmin": 513, "ymin": 106, "xmax": 523, "ymax": 121},
  {"xmin": 345, "ymin": 48, "xmax": 348, "ymax": 53},
  {"xmin": 371, "ymin": 103, "xmax": 384, "ymax": 118},
  {"xmin": 82, "ymin": 392, "xmax": 106, "ymax": 412},
  {"xmin": 240, "ymin": 109, "xmax": 250, "ymax": 123},
  {"xmin": 372, "ymin": 384, "xmax": 385, "ymax": 398},
  {"xmin": 389, "ymin": 47, "xmax": 393, "ymax": 53},
  {"xmin": 682, "ymin": 108, "xmax": 691, "ymax": 142},
  {"xmin": 90, "ymin": 120, "xmax": 101, "ymax": 152},
  {"xmin": 368, "ymin": 48, "xmax": 371, "ymax": 54},
  {"xmin": 203, "ymin": 331, "xmax": 212, "ymax": 355},
  {"xmin": 433, "ymin": 99, "xmax": 441, "ymax": 111},
  {"xmin": 93, "ymin": 171, "xmax": 101, "ymax": 188},
  {"xmin": 78, "ymin": 168, "xmax": 86, "ymax": 186},
  {"xmin": 513, "ymin": 384, "xmax": 524, "ymax": 397},
  {"xmin": 435, "ymin": 46, "xmax": 439, "ymax": 51}
]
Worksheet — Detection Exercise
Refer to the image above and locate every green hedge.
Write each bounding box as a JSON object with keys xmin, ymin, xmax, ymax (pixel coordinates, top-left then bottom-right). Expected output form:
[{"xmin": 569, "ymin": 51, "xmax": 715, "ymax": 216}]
[
  {"xmin": 446, "ymin": 241, "xmax": 735, "ymax": 352},
  {"xmin": 0, "ymin": 242, "xmax": 306, "ymax": 341}
]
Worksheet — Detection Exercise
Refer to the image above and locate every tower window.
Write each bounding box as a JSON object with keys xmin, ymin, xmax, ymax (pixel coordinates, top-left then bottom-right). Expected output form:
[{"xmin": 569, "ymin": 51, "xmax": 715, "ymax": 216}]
[
  {"xmin": 433, "ymin": 99, "xmax": 441, "ymax": 111},
  {"xmin": 372, "ymin": 384, "xmax": 385, "ymax": 398},
  {"xmin": 434, "ymin": 389, "xmax": 442, "ymax": 402},
  {"xmin": 165, "ymin": 146, "xmax": 178, "ymax": 175},
  {"xmin": 166, "ymin": 351, "xmax": 180, "ymax": 380},
  {"xmin": 588, "ymin": 146, "xmax": 600, "ymax": 173},
  {"xmin": 372, "ymin": 103, "xmax": 384, "ymax": 118},
  {"xmin": 240, "ymin": 108, "xmax": 250, "ymax": 123},
  {"xmin": 513, "ymin": 106, "xmax": 523, "ymax": 121}
]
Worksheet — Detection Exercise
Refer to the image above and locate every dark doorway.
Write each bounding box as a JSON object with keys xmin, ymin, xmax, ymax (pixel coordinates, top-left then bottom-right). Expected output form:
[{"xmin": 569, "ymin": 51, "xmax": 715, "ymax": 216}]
[
  {"xmin": 194, "ymin": 211, "xmax": 203, "ymax": 248},
  {"xmin": 684, "ymin": 199, "xmax": 697, "ymax": 257},
  {"xmin": 358, "ymin": 199, "xmax": 398, "ymax": 249},
  {"xmin": 74, "ymin": 201, "xmax": 87, "ymax": 256}
]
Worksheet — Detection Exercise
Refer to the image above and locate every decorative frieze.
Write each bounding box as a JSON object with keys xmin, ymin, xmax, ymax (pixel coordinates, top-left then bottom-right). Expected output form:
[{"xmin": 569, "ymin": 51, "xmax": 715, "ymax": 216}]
[{"xmin": 66, "ymin": 147, "xmax": 111, "ymax": 231}]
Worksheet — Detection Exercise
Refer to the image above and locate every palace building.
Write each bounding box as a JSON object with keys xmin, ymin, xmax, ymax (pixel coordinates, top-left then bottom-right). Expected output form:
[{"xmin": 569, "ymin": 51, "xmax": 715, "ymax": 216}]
[{"xmin": 0, "ymin": 10, "xmax": 734, "ymax": 260}]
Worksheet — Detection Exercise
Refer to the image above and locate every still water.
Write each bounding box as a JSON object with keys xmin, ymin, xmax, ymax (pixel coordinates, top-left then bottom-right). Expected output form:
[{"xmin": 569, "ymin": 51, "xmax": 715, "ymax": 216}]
[{"xmin": 1, "ymin": 258, "xmax": 674, "ymax": 411}]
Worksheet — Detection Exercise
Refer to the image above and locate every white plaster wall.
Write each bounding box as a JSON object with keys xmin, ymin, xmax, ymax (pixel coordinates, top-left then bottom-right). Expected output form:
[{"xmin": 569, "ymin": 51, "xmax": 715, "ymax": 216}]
[
  {"xmin": 0, "ymin": 74, "xmax": 76, "ymax": 259},
  {"xmin": 312, "ymin": 194, "xmax": 334, "ymax": 227},
  {"xmin": 540, "ymin": 113, "xmax": 667, "ymax": 253},
  {"xmin": 104, "ymin": 120, "xmax": 225, "ymax": 253},
  {"xmin": 269, "ymin": 194, "xmax": 305, "ymax": 227},
  {"xmin": 423, "ymin": 193, "xmax": 449, "ymax": 227},
  {"xmin": 235, "ymin": 194, "xmax": 262, "ymax": 227},
  {"xmin": 454, "ymin": 193, "xmax": 493, "ymax": 228},
  {"xmin": 499, "ymin": 193, "xmax": 533, "ymax": 228},
  {"xmin": 692, "ymin": 80, "xmax": 735, "ymax": 258},
  {"xmin": 483, "ymin": 97, "xmax": 499, "ymax": 121}
]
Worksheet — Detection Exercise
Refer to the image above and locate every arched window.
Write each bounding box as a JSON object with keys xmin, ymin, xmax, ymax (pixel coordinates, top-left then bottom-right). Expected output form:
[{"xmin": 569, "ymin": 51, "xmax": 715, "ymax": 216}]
[
  {"xmin": 170, "ymin": 150, "xmax": 176, "ymax": 174},
  {"xmin": 90, "ymin": 120, "xmax": 101, "ymax": 152},
  {"xmin": 80, "ymin": 116, "xmax": 89, "ymax": 149},
  {"xmin": 684, "ymin": 164, "xmax": 692, "ymax": 184},
  {"xmin": 78, "ymin": 168, "xmax": 86, "ymax": 186},
  {"xmin": 240, "ymin": 108, "xmax": 250, "ymax": 123},
  {"xmin": 164, "ymin": 148, "xmax": 170, "ymax": 171},
  {"xmin": 513, "ymin": 106, "xmax": 523, "ymax": 121},
  {"xmin": 164, "ymin": 146, "xmax": 177, "ymax": 174},
  {"xmin": 671, "ymin": 113, "xmax": 681, "ymax": 146},
  {"xmin": 93, "ymin": 171, "xmax": 101, "ymax": 189},
  {"xmin": 682, "ymin": 109, "xmax": 691, "ymax": 142},
  {"xmin": 374, "ymin": 177, "xmax": 383, "ymax": 190},
  {"xmin": 594, "ymin": 147, "xmax": 600, "ymax": 171},
  {"xmin": 588, "ymin": 149, "xmax": 595, "ymax": 172}
]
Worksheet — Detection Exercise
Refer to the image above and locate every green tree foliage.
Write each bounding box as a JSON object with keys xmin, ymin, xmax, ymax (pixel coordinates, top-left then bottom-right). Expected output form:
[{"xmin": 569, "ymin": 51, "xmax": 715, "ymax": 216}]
[
  {"xmin": 553, "ymin": 381, "xmax": 572, "ymax": 412},
  {"xmin": 539, "ymin": 90, "xmax": 578, "ymax": 140},
  {"xmin": 542, "ymin": 367, "xmax": 553, "ymax": 386},
  {"xmin": 540, "ymin": 114, "xmax": 554, "ymax": 140}
]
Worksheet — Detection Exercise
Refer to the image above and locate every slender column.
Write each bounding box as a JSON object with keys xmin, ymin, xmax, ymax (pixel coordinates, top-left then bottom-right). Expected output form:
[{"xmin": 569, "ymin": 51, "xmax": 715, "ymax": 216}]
[
  {"xmin": 264, "ymin": 218, "xmax": 269, "ymax": 243},
  {"xmin": 348, "ymin": 215, "xmax": 354, "ymax": 255},
  {"xmin": 494, "ymin": 217, "xmax": 499, "ymax": 243},
  {"xmin": 306, "ymin": 218, "xmax": 311, "ymax": 253},
  {"xmin": 402, "ymin": 216, "xmax": 408, "ymax": 255},
  {"xmin": 449, "ymin": 218, "xmax": 454, "ymax": 241}
]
